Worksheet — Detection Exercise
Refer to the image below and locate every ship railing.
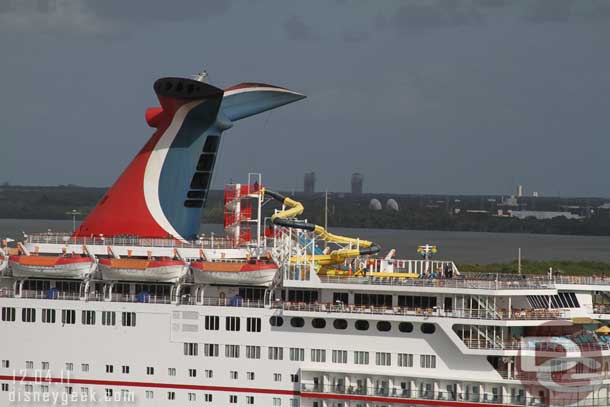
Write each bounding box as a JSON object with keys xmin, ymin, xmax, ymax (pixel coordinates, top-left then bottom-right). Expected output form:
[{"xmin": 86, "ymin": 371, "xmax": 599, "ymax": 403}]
[
  {"xmin": 274, "ymin": 302, "xmax": 568, "ymax": 320},
  {"xmin": 25, "ymin": 233, "xmax": 236, "ymax": 249},
  {"xmin": 593, "ymin": 304, "xmax": 610, "ymax": 314},
  {"xmin": 462, "ymin": 337, "xmax": 610, "ymax": 352},
  {"xmin": 3, "ymin": 289, "xmax": 569, "ymax": 320},
  {"xmin": 300, "ymin": 383, "xmax": 530, "ymax": 406},
  {"xmin": 317, "ymin": 275, "xmax": 553, "ymax": 290}
]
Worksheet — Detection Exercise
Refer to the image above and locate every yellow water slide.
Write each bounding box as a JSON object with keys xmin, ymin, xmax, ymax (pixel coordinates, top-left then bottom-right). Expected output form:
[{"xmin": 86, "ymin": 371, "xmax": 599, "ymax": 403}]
[{"xmin": 264, "ymin": 189, "xmax": 380, "ymax": 266}]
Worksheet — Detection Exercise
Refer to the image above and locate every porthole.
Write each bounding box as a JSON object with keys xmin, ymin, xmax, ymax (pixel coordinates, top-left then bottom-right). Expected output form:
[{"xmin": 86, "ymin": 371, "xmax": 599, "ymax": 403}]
[
  {"xmin": 421, "ymin": 323, "xmax": 436, "ymax": 334},
  {"xmin": 269, "ymin": 316, "xmax": 283, "ymax": 327},
  {"xmin": 333, "ymin": 319, "xmax": 348, "ymax": 330},
  {"xmin": 312, "ymin": 318, "xmax": 326, "ymax": 329},
  {"xmin": 290, "ymin": 317, "xmax": 304, "ymax": 328},
  {"xmin": 399, "ymin": 322, "xmax": 413, "ymax": 333},
  {"xmin": 376, "ymin": 321, "xmax": 391, "ymax": 332},
  {"xmin": 355, "ymin": 320, "xmax": 369, "ymax": 331}
]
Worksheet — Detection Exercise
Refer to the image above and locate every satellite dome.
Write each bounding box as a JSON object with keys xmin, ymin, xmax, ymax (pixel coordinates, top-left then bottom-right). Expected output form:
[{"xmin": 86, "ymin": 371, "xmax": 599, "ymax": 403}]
[
  {"xmin": 369, "ymin": 198, "xmax": 382, "ymax": 211},
  {"xmin": 386, "ymin": 198, "xmax": 399, "ymax": 211}
]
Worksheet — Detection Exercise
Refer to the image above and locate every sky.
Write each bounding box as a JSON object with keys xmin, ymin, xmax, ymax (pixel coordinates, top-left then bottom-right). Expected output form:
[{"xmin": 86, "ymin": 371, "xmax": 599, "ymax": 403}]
[{"xmin": 0, "ymin": 0, "xmax": 609, "ymax": 196}]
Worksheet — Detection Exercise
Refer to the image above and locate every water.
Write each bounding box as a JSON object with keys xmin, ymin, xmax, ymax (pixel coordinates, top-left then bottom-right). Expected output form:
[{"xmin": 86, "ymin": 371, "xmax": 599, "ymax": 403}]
[{"xmin": 1, "ymin": 219, "xmax": 609, "ymax": 264}]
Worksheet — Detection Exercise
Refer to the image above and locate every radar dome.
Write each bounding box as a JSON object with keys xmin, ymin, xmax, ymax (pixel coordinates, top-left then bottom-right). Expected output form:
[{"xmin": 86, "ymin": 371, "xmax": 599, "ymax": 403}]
[
  {"xmin": 386, "ymin": 198, "xmax": 399, "ymax": 211},
  {"xmin": 369, "ymin": 198, "xmax": 382, "ymax": 211}
]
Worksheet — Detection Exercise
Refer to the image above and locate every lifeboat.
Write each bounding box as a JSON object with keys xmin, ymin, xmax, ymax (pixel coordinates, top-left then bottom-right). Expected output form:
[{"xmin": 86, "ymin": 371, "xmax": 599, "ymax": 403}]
[
  {"xmin": 9, "ymin": 255, "xmax": 95, "ymax": 279},
  {"xmin": 190, "ymin": 259, "xmax": 278, "ymax": 286},
  {"xmin": 99, "ymin": 258, "xmax": 187, "ymax": 282}
]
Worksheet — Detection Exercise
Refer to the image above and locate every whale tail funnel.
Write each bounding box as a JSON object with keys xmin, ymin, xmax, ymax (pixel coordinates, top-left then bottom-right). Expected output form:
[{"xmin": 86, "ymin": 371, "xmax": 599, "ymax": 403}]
[{"xmin": 76, "ymin": 76, "xmax": 305, "ymax": 241}]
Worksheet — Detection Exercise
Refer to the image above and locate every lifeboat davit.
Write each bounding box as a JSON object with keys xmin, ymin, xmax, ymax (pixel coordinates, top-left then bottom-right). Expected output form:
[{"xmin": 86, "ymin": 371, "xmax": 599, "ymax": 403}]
[
  {"xmin": 99, "ymin": 258, "xmax": 187, "ymax": 282},
  {"xmin": 190, "ymin": 259, "xmax": 278, "ymax": 286},
  {"xmin": 9, "ymin": 255, "xmax": 95, "ymax": 279}
]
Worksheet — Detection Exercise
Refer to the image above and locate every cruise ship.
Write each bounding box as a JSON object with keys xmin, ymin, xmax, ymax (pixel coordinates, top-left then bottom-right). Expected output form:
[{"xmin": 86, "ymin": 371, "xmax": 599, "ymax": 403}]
[{"xmin": 1, "ymin": 73, "xmax": 610, "ymax": 407}]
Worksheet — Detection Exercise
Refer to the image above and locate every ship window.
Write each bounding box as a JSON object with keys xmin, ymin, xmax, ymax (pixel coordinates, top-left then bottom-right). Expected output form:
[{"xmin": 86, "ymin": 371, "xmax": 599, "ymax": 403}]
[
  {"xmin": 21, "ymin": 308, "xmax": 36, "ymax": 323},
  {"xmin": 81, "ymin": 363, "xmax": 89, "ymax": 372},
  {"xmin": 246, "ymin": 345, "xmax": 261, "ymax": 359},
  {"xmin": 333, "ymin": 319, "xmax": 348, "ymax": 330},
  {"xmin": 203, "ymin": 343, "xmax": 219, "ymax": 357},
  {"xmin": 190, "ymin": 172, "xmax": 211, "ymax": 190},
  {"xmin": 268, "ymin": 347, "xmax": 283, "ymax": 360},
  {"xmin": 81, "ymin": 310, "xmax": 96, "ymax": 325},
  {"xmin": 105, "ymin": 365, "xmax": 113, "ymax": 374},
  {"xmin": 246, "ymin": 317, "xmax": 261, "ymax": 332},
  {"xmin": 62, "ymin": 309, "xmax": 75, "ymax": 325},
  {"xmin": 168, "ymin": 391, "xmax": 175, "ymax": 401},
  {"xmin": 230, "ymin": 370, "xmax": 237, "ymax": 379},
  {"xmin": 247, "ymin": 371, "xmax": 255, "ymax": 380},
  {"xmin": 168, "ymin": 368, "xmax": 176, "ymax": 376},
  {"xmin": 205, "ymin": 370, "xmax": 213, "ymax": 378},
  {"xmin": 1, "ymin": 307, "xmax": 15, "ymax": 322},
  {"xmin": 290, "ymin": 317, "xmax": 304, "ymax": 328},
  {"xmin": 397, "ymin": 353, "xmax": 414, "ymax": 367},
  {"xmin": 289, "ymin": 347, "xmax": 304, "ymax": 361},
  {"xmin": 226, "ymin": 316, "xmax": 241, "ymax": 331},
  {"xmin": 269, "ymin": 316, "xmax": 283, "ymax": 327},
  {"xmin": 205, "ymin": 394, "xmax": 213, "ymax": 402},
  {"xmin": 310, "ymin": 349, "xmax": 326, "ymax": 363},
  {"xmin": 421, "ymin": 323, "xmax": 436, "ymax": 334},
  {"xmin": 333, "ymin": 292, "xmax": 349, "ymax": 304},
  {"xmin": 1, "ymin": 360, "xmax": 9, "ymax": 368},
  {"xmin": 376, "ymin": 352, "xmax": 391, "ymax": 366},
  {"xmin": 189, "ymin": 368, "xmax": 197, "ymax": 377},
  {"xmin": 355, "ymin": 320, "xmax": 369, "ymax": 331},
  {"xmin": 311, "ymin": 318, "xmax": 326, "ymax": 329},
  {"xmin": 197, "ymin": 154, "xmax": 215, "ymax": 171},
  {"xmin": 286, "ymin": 289, "xmax": 318, "ymax": 303},
  {"xmin": 353, "ymin": 351, "xmax": 369, "ymax": 365},
  {"xmin": 399, "ymin": 322, "xmax": 414, "ymax": 333},
  {"xmin": 205, "ymin": 315, "xmax": 220, "ymax": 330},
  {"xmin": 42, "ymin": 309, "xmax": 55, "ymax": 324},
  {"xmin": 183, "ymin": 343, "xmax": 198, "ymax": 356},
  {"xmin": 202, "ymin": 136, "xmax": 220, "ymax": 153},
  {"xmin": 247, "ymin": 395, "xmax": 254, "ymax": 404},
  {"xmin": 225, "ymin": 344, "xmax": 240, "ymax": 358},
  {"xmin": 187, "ymin": 190, "xmax": 205, "ymax": 199},
  {"xmin": 146, "ymin": 366, "xmax": 154, "ymax": 375},
  {"xmin": 122, "ymin": 365, "xmax": 130, "ymax": 374},
  {"xmin": 354, "ymin": 293, "xmax": 392, "ymax": 307},
  {"xmin": 121, "ymin": 312, "xmax": 136, "ymax": 327},
  {"xmin": 332, "ymin": 350, "xmax": 347, "ymax": 364},
  {"xmin": 229, "ymin": 394, "xmax": 237, "ymax": 404},
  {"xmin": 184, "ymin": 199, "xmax": 204, "ymax": 208},
  {"xmin": 102, "ymin": 311, "xmax": 116, "ymax": 326},
  {"xmin": 239, "ymin": 287, "xmax": 266, "ymax": 301},
  {"xmin": 420, "ymin": 354, "xmax": 436, "ymax": 368},
  {"xmin": 377, "ymin": 321, "xmax": 391, "ymax": 332}
]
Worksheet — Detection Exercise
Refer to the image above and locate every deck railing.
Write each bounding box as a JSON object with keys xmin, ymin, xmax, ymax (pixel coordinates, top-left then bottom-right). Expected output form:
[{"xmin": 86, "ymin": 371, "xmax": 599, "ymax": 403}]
[
  {"xmin": 26, "ymin": 233, "xmax": 236, "ymax": 249},
  {"xmin": 1, "ymin": 289, "xmax": 569, "ymax": 321},
  {"xmin": 317, "ymin": 275, "xmax": 554, "ymax": 290},
  {"xmin": 300, "ymin": 383, "xmax": 531, "ymax": 406}
]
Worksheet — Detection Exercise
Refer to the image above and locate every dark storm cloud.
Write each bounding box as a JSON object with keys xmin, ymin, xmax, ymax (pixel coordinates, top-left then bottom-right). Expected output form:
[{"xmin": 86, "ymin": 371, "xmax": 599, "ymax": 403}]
[{"xmin": 283, "ymin": 15, "xmax": 316, "ymax": 41}]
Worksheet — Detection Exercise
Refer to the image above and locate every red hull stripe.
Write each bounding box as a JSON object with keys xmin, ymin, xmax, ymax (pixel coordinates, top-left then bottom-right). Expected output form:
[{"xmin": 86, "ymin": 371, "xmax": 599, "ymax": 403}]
[{"xmin": 0, "ymin": 375, "xmax": 521, "ymax": 407}]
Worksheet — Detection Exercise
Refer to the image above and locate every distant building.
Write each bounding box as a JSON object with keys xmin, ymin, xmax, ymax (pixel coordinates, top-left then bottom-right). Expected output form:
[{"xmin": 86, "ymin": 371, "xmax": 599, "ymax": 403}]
[
  {"xmin": 386, "ymin": 199, "xmax": 399, "ymax": 211},
  {"xmin": 532, "ymin": 191, "xmax": 539, "ymax": 197},
  {"xmin": 304, "ymin": 172, "xmax": 315, "ymax": 194},
  {"xmin": 509, "ymin": 210, "xmax": 583, "ymax": 220},
  {"xmin": 351, "ymin": 173, "xmax": 364, "ymax": 195},
  {"xmin": 369, "ymin": 198, "xmax": 382, "ymax": 211},
  {"xmin": 517, "ymin": 185, "xmax": 524, "ymax": 197}
]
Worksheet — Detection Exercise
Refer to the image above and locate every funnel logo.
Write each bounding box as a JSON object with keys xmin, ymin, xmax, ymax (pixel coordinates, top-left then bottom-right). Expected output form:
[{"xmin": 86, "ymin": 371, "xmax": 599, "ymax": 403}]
[{"xmin": 516, "ymin": 323, "xmax": 605, "ymax": 407}]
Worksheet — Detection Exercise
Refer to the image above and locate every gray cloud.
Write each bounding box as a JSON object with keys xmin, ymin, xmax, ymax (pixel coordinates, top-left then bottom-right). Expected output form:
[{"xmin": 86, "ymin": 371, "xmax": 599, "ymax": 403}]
[
  {"xmin": 377, "ymin": 2, "xmax": 482, "ymax": 32},
  {"xmin": 84, "ymin": 0, "xmax": 232, "ymax": 23},
  {"xmin": 283, "ymin": 15, "xmax": 315, "ymax": 41},
  {"xmin": 342, "ymin": 29, "xmax": 370, "ymax": 43}
]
